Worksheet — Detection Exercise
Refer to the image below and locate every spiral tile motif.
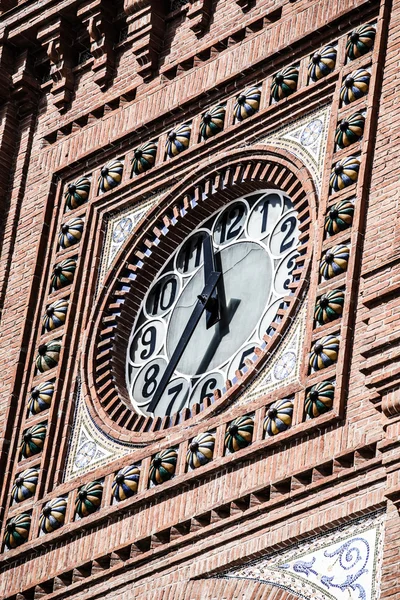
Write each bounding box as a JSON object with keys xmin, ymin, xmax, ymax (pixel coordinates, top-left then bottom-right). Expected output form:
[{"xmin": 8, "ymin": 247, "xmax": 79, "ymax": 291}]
[
  {"xmin": 200, "ymin": 105, "xmax": 226, "ymax": 139},
  {"xmin": 42, "ymin": 299, "xmax": 68, "ymax": 332},
  {"xmin": 51, "ymin": 258, "xmax": 77, "ymax": 290},
  {"xmin": 39, "ymin": 497, "xmax": 67, "ymax": 533},
  {"xmin": 346, "ymin": 23, "xmax": 376, "ymax": 60},
  {"xmin": 58, "ymin": 217, "xmax": 84, "ymax": 249},
  {"xmin": 305, "ymin": 381, "xmax": 335, "ymax": 418},
  {"xmin": 4, "ymin": 513, "xmax": 31, "ymax": 549},
  {"xmin": 271, "ymin": 66, "xmax": 299, "ymax": 101},
  {"xmin": 166, "ymin": 123, "xmax": 191, "ymax": 157},
  {"xmin": 28, "ymin": 380, "xmax": 54, "ymax": 415},
  {"xmin": 11, "ymin": 468, "xmax": 39, "ymax": 503},
  {"xmin": 319, "ymin": 245, "xmax": 349, "ymax": 280},
  {"xmin": 324, "ymin": 200, "xmax": 354, "ymax": 236},
  {"xmin": 149, "ymin": 449, "xmax": 178, "ymax": 485},
  {"xmin": 186, "ymin": 432, "xmax": 215, "ymax": 469},
  {"xmin": 314, "ymin": 289, "xmax": 345, "ymax": 325},
  {"xmin": 112, "ymin": 465, "xmax": 140, "ymax": 501},
  {"xmin": 75, "ymin": 481, "xmax": 103, "ymax": 518},
  {"xmin": 224, "ymin": 415, "xmax": 254, "ymax": 452},
  {"xmin": 340, "ymin": 68, "xmax": 370, "ymax": 104},
  {"xmin": 131, "ymin": 141, "xmax": 157, "ymax": 175},
  {"xmin": 20, "ymin": 423, "xmax": 47, "ymax": 458},
  {"xmin": 64, "ymin": 177, "xmax": 90, "ymax": 210},
  {"xmin": 329, "ymin": 156, "xmax": 360, "ymax": 192},
  {"xmin": 309, "ymin": 335, "xmax": 340, "ymax": 371},
  {"xmin": 35, "ymin": 340, "xmax": 61, "ymax": 373},
  {"xmin": 233, "ymin": 86, "xmax": 261, "ymax": 121},
  {"xmin": 264, "ymin": 399, "xmax": 293, "ymax": 436},
  {"xmin": 308, "ymin": 46, "xmax": 337, "ymax": 81},
  {"xmin": 98, "ymin": 159, "xmax": 124, "ymax": 193},
  {"xmin": 335, "ymin": 112, "xmax": 365, "ymax": 148}
]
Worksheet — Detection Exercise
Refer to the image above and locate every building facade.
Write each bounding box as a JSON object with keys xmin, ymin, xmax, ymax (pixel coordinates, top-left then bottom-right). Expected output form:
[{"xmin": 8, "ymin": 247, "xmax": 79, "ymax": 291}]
[{"xmin": 0, "ymin": 0, "xmax": 399, "ymax": 598}]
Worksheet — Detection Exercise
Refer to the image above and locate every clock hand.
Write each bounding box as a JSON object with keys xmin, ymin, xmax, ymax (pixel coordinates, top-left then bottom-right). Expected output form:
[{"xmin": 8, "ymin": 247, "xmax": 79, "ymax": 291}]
[
  {"xmin": 148, "ymin": 270, "xmax": 221, "ymax": 414},
  {"xmin": 202, "ymin": 233, "xmax": 220, "ymax": 329}
]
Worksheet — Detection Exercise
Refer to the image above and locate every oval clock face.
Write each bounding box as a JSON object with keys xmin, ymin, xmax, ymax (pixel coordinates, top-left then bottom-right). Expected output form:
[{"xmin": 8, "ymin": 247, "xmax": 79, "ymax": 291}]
[{"xmin": 126, "ymin": 189, "xmax": 300, "ymax": 418}]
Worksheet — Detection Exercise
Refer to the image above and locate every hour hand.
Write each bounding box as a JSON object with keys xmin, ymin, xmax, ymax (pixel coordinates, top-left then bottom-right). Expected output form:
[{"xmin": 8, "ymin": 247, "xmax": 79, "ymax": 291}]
[{"xmin": 203, "ymin": 233, "xmax": 220, "ymax": 329}]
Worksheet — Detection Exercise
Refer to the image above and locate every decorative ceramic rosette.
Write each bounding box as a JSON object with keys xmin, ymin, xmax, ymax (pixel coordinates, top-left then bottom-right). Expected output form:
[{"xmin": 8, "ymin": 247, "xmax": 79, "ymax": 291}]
[
  {"xmin": 131, "ymin": 141, "xmax": 157, "ymax": 175},
  {"xmin": 64, "ymin": 177, "xmax": 90, "ymax": 210},
  {"xmin": 166, "ymin": 123, "xmax": 191, "ymax": 157},
  {"xmin": 314, "ymin": 289, "xmax": 345, "ymax": 326},
  {"xmin": 319, "ymin": 245, "xmax": 349, "ymax": 280},
  {"xmin": 75, "ymin": 481, "xmax": 103, "ymax": 518},
  {"xmin": 200, "ymin": 105, "xmax": 226, "ymax": 139},
  {"xmin": 112, "ymin": 465, "xmax": 140, "ymax": 501},
  {"xmin": 346, "ymin": 23, "xmax": 376, "ymax": 60},
  {"xmin": 335, "ymin": 112, "xmax": 365, "ymax": 148},
  {"xmin": 305, "ymin": 381, "xmax": 335, "ymax": 418},
  {"xmin": 20, "ymin": 423, "xmax": 47, "ymax": 458},
  {"xmin": 271, "ymin": 66, "xmax": 299, "ymax": 101},
  {"xmin": 149, "ymin": 449, "xmax": 177, "ymax": 485},
  {"xmin": 309, "ymin": 335, "xmax": 339, "ymax": 371},
  {"xmin": 39, "ymin": 497, "xmax": 67, "ymax": 533},
  {"xmin": 340, "ymin": 69, "xmax": 370, "ymax": 104},
  {"xmin": 264, "ymin": 399, "xmax": 293, "ymax": 436},
  {"xmin": 51, "ymin": 258, "xmax": 76, "ymax": 291},
  {"xmin": 308, "ymin": 45, "xmax": 337, "ymax": 81},
  {"xmin": 58, "ymin": 217, "xmax": 84, "ymax": 249},
  {"xmin": 43, "ymin": 299, "xmax": 68, "ymax": 332},
  {"xmin": 186, "ymin": 432, "xmax": 215, "ymax": 469},
  {"xmin": 324, "ymin": 200, "xmax": 354, "ymax": 236},
  {"xmin": 98, "ymin": 159, "xmax": 123, "ymax": 193},
  {"xmin": 3, "ymin": 513, "xmax": 31, "ymax": 549},
  {"xmin": 329, "ymin": 156, "xmax": 360, "ymax": 192},
  {"xmin": 224, "ymin": 415, "xmax": 254, "ymax": 452},
  {"xmin": 35, "ymin": 341, "xmax": 61, "ymax": 373},
  {"xmin": 233, "ymin": 86, "xmax": 261, "ymax": 121},
  {"xmin": 28, "ymin": 380, "xmax": 54, "ymax": 414},
  {"xmin": 11, "ymin": 468, "xmax": 39, "ymax": 503}
]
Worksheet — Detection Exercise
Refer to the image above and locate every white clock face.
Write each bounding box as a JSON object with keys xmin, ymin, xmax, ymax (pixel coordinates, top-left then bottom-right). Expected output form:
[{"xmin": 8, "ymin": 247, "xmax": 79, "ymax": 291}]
[{"xmin": 126, "ymin": 189, "xmax": 300, "ymax": 418}]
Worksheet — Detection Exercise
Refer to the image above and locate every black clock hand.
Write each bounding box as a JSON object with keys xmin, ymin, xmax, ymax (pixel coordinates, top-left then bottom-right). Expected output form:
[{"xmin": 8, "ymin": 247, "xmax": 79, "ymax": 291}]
[
  {"xmin": 148, "ymin": 270, "xmax": 221, "ymax": 414},
  {"xmin": 202, "ymin": 233, "xmax": 220, "ymax": 329}
]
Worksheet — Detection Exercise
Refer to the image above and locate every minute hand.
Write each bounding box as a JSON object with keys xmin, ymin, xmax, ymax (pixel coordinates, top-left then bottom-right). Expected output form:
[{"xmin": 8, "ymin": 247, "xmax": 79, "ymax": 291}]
[{"xmin": 148, "ymin": 270, "xmax": 221, "ymax": 414}]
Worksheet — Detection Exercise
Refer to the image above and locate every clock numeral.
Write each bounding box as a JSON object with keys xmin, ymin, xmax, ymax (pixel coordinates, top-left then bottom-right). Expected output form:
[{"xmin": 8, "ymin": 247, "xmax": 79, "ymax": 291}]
[
  {"xmin": 200, "ymin": 377, "xmax": 218, "ymax": 402},
  {"xmin": 215, "ymin": 203, "xmax": 247, "ymax": 245},
  {"xmin": 177, "ymin": 232, "xmax": 206, "ymax": 274},
  {"xmin": 279, "ymin": 215, "xmax": 297, "ymax": 254},
  {"xmin": 142, "ymin": 363, "xmax": 160, "ymax": 399},
  {"xmin": 139, "ymin": 325, "xmax": 157, "ymax": 360},
  {"xmin": 165, "ymin": 382, "xmax": 185, "ymax": 416},
  {"xmin": 129, "ymin": 320, "xmax": 165, "ymax": 365},
  {"xmin": 237, "ymin": 347, "xmax": 255, "ymax": 372},
  {"xmin": 151, "ymin": 277, "xmax": 177, "ymax": 315}
]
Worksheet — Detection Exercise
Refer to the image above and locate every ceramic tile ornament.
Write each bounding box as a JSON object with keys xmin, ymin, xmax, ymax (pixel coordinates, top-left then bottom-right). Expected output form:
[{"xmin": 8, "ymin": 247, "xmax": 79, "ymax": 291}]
[
  {"xmin": 42, "ymin": 299, "xmax": 68, "ymax": 332},
  {"xmin": 233, "ymin": 86, "xmax": 261, "ymax": 121},
  {"xmin": 319, "ymin": 245, "xmax": 350, "ymax": 280},
  {"xmin": 271, "ymin": 66, "xmax": 299, "ymax": 102},
  {"xmin": 28, "ymin": 380, "xmax": 54, "ymax": 414},
  {"xmin": 11, "ymin": 468, "xmax": 39, "ymax": 503},
  {"xmin": 39, "ymin": 497, "xmax": 67, "ymax": 533},
  {"xmin": 305, "ymin": 381, "xmax": 335, "ymax": 418},
  {"xmin": 335, "ymin": 112, "xmax": 365, "ymax": 148},
  {"xmin": 51, "ymin": 258, "xmax": 77, "ymax": 291},
  {"xmin": 64, "ymin": 177, "xmax": 90, "ymax": 210},
  {"xmin": 314, "ymin": 289, "xmax": 345, "ymax": 325},
  {"xmin": 309, "ymin": 335, "xmax": 339, "ymax": 371},
  {"xmin": 200, "ymin": 105, "xmax": 226, "ymax": 139},
  {"xmin": 263, "ymin": 399, "xmax": 293, "ymax": 436},
  {"xmin": 346, "ymin": 23, "xmax": 376, "ymax": 60},
  {"xmin": 98, "ymin": 159, "xmax": 123, "ymax": 193},
  {"xmin": 35, "ymin": 341, "xmax": 61, "ymax": 373},
  {"xmin": 75, "ymin": 481, "xmax": 103, "ymax": 518},
  {"xmin": 324, "ymin": 200, "xmax": 354, "ymax": 236},
  {"xmin": 58, "ymin": 217, "xmax": 84, "ymax": 249},
  {"xmin": 3, "ymin": 513, "xmax": 31, "ymax": 549},
  {"xmin": 166, "ymin": 123, "xmax": 191, "ymax": 157},
  {"xmin": 20, "ymin": 423, "xmax": 47, "ymax": 458},
  {"xmin": 308, "ymin": 45, "xmax": 337, "ymax": 81},
  {"xmin": 131, "ymin": 141, "xmax": 157, "ymax": 175},
  {"xmin": 186, "ymin": 432, "xmax": 215, "ymax": 469},
  {"xmin": 149, "ymin": 448, "xmax": 178, "ymax": 485},
  {"xmin": 112, "ymin": 465, "xmax": 140, "ymax": 501},
  {"xmin": 224, "ymin": 415, "xmax": 254, "ymax": 452},
  {"xmin": 329, "ymin": 156, "xmax": 360, "ymax": 192},
  {"xmin": 340, "ymin": 68, "xmax": 370, "ymax": 104}
]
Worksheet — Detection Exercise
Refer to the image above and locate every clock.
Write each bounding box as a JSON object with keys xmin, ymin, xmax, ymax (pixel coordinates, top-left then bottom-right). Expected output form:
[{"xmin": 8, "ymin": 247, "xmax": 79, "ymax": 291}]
[{"xmin": 126, "ymin": 189, "xmax": 300, "ymax": 418}]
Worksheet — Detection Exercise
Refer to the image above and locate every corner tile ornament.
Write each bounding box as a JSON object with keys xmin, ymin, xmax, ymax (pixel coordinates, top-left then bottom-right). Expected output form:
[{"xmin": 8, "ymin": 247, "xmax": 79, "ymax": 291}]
[
  {"xmin": 51, "ymin": 257, "xmax": 77, "ymax": 290},
  {"xmin": 305, "ymin": 381, "xmax": 335, "ymax": 418},
  {"xmin": 42, "ymin": 299, "xmax": 68, "ymax": 331},
  {"xmin": 112, "ymin": 465, "xmax": 140, "ymax": 501},
  {"xmin": 98, "ymin": 159, "xmax": 124, "ymax": 193},
  {"xmin": 309, "ymin": 335, "xmax": 339, "ymax": 371},
  {"xmin": 75, "ymin": 481, "xmax": 103, "ymax": 518},
  {"xmin": 271, "ymin": 66, "xmax": 299, "ymax": 102},
  {"xmin": 346, "ymin": 23, "xmax": 376, "ymax": 60},
  {"xmin": 3, "ymin": 513, "xmax": 31, "ymax": 549},
  {"xmin": 233, "ymin": 86, "xmax": 261, "ymax": 121},
  {"xmin": 35, "ymin": 340, "xmax": 61, "ymax": 373},
  {"xmin": 64, "ymin": 176, "xmax": 90, "ymax": 210},
  {"xmin": 225, "ymin": 415, "xmax": 254, "ymax": 452},
  {"xmin": 11, "ymin": 468, "xmax": 39, "ymax": 503},
  {"xmin": 186, "ymin": 432, "xmax": 215, "ymax": 469},
  {"xmin": 308, "ymin": 45, "xmax": 337, "ymax": 81},
  {"xmin": 39, "ymin": 497, "xmax": 67, "ymax": 533},
  {"xmin": 58, "ymin": 217, "xmax": 84, "ymax": 249},
  {"xmin": 314, "ymin": 289, "xmax": 345, "ymax": 325},
  {"xmin": 329, "ymin": 156, "xmax": 360, "ymax": 192},
  {"xmin": 20, "ymin": 423, "xmax": 47, "ymax": 458},
  {"xmin": 263, "ymin": 399, "xmax": 293, "ymax": 436},
  {"xmin": 335, "ymin": 112, "xmax": 365, "ymax": 148},
  {"xmin": 131, "ymin": 141, "xmax": 157, "ymax": 175},
  {"xmin": 324, "ymin": 200, "xmax": 354, "ymax": 236},
  {"xmin": 319, "ymin": 245, "xmax": 350, "ymax": 280},
  {"xmin": 166, "ymin": 123, "xmax": 191, "ymax": 157},
  {"xmin": 28, "ymin": 380, "xmax": 54, "ymax": 414},
  {"xmin": 200, "ymin": 105, "xmax": 226, "ymax": 139},
  {"xmin": 149, "ymin": 448, "xmax": 178, "ymax": 485},
  {"xmin": 340, "ymin": 68, "xmax": 370, "ymax": 104}
]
